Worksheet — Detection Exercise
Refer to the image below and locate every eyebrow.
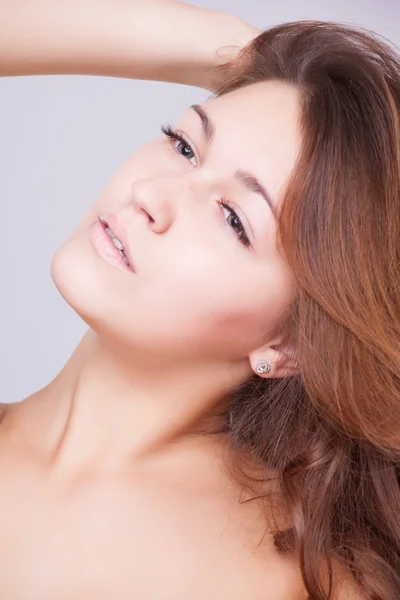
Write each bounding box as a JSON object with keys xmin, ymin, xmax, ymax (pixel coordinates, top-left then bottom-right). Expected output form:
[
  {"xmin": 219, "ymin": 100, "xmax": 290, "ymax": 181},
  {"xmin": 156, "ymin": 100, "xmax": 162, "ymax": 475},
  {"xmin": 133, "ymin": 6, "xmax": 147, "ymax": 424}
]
[{"xmin": 190, "ymin": 104, "xmax": 277, "ymax": 218}]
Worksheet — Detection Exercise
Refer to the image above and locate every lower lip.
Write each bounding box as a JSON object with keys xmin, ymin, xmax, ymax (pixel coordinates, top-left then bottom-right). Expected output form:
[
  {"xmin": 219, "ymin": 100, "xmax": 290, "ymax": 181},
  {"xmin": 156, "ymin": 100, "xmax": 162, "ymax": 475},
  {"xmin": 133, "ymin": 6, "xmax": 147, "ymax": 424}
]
[{"xmin": 88, "ymin": 219, "xmax": 134, "ymax": 274}]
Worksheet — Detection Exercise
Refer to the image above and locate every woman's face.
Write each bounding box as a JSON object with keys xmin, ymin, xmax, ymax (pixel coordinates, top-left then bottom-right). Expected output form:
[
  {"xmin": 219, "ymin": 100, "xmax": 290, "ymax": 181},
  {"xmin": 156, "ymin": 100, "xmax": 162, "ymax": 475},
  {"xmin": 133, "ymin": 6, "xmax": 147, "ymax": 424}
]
[{"xmin": 51, "ymin": 80, "xmax": 302, "ymax": 363}]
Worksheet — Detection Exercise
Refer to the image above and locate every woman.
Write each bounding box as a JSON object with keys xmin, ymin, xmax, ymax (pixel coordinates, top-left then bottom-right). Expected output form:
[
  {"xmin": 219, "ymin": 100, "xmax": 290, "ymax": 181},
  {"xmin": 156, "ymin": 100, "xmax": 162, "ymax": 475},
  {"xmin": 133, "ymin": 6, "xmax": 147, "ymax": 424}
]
[{"xmin": 1, "ymin": 1, "xmax": 399, "ymax": 599}]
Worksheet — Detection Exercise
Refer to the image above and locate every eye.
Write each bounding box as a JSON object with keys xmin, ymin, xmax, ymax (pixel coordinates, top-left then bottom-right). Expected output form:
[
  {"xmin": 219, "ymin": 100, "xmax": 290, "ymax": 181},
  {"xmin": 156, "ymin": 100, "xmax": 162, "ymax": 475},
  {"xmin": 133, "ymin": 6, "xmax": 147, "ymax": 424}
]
[
  {"xmin": 160, "ymin": 123, "xmax": 252, "ymax": 250},
  {"xmin": 161, "ymin": 123, "xmax": 197, "ymax": 166},
  {"xmin": 219, "ymin": 200, "xmax": 251, "ymax": 248}
]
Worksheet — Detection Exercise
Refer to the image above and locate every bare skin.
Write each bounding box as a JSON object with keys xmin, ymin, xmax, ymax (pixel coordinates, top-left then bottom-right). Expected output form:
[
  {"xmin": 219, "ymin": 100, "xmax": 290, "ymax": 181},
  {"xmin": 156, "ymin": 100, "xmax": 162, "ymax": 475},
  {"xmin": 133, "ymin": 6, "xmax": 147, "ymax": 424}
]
[
  {"xmin": 0, "ymin": 397, "xmax": 305, "ymax": 600},
  {"xmin": 0, "ymin": 2, "xmax": 363, "ymax": 599},
  {"xmin": 0, "ymin": 2, "xmax": 310, "ymax": 597}
]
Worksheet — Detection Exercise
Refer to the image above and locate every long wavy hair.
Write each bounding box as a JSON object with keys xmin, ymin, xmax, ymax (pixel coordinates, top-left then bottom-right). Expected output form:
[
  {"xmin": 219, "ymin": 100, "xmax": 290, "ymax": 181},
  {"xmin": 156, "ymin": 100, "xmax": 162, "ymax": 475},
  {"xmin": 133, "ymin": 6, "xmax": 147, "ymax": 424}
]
[{"xmin": 209, "ymin": 20, "xmax": 400, "ymax": 600}]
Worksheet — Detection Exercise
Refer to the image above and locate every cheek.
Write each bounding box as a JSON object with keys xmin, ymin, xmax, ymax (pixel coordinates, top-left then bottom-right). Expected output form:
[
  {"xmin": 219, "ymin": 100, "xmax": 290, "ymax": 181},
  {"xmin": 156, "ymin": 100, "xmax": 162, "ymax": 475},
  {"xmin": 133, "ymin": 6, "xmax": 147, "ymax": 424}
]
[
  {"xmin": 193, "ymin": 259, "xmax": 295, "ymax": 356},
  {"xmin": 142, "ymin": 253, "xmax": 293, "ymax": 358},
  {"xmin": 51, "ymin": 137, "xmax": 295, "ymax": 359}
]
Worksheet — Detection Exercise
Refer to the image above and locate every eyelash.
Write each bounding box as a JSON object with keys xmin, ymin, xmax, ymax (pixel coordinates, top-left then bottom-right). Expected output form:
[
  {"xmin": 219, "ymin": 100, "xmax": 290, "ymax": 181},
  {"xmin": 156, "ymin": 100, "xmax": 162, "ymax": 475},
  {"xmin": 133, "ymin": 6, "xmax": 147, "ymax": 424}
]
[{"xmin": 160, "ymin": 122, "xmax": 251, "ymax": 249}]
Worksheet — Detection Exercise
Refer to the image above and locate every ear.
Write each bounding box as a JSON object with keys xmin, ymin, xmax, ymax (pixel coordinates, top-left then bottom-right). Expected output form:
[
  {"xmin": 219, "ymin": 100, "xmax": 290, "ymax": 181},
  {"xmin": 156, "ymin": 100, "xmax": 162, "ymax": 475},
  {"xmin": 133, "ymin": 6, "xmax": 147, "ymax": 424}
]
[{"xmin": 249, "ymin": 341, "xmax": 299, "ymax": 379}]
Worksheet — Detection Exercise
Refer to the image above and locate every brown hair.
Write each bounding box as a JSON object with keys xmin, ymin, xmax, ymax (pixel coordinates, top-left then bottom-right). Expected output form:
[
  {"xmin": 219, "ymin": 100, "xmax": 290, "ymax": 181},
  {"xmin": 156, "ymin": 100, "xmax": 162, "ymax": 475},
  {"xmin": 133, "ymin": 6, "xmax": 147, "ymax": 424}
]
[{"xmin": 210, "ymin": 20, "xmax": 400, "ymax": 600}]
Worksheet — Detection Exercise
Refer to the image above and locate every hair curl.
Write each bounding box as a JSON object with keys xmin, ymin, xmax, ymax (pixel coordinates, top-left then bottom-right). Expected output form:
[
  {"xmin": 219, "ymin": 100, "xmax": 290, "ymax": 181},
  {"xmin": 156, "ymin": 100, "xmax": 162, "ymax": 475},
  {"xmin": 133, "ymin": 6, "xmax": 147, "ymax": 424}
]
[{"xmin": 210, "ymin": 20, "xmax": 400, "ymax": 600}]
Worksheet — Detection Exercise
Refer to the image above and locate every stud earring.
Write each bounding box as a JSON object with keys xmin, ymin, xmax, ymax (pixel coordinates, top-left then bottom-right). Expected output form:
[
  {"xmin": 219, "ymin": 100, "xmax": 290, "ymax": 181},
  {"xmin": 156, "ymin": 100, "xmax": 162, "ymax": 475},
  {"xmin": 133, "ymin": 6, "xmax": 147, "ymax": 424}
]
[{"xmin": 255, "ymin": 359, "xmax": 271, "ymax": 374}]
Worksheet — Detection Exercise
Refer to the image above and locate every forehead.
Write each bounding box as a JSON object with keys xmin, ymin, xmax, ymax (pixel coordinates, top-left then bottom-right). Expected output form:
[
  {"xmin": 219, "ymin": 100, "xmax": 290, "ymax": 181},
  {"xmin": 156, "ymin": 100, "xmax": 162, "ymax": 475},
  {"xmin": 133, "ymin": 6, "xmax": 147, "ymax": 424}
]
[{"xmin": 186, "ymin": 80, "xmax": 302, "ymax": 205}]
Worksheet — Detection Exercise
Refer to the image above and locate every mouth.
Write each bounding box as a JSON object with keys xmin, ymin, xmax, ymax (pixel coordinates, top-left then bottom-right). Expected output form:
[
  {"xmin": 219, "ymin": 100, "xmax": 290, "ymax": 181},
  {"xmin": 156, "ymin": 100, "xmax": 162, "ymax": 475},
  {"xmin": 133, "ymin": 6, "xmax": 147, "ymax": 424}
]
[
  {"xmin": 99, "ymin": 216, "xmax": 130, "ymax": 265},
  {"xmin": 88, "ymin": 214, "xmax": 135, "ymax": 274},
  {"xmin": 98, "ymin": 213, "xmax": 136, "ymax": 273}
]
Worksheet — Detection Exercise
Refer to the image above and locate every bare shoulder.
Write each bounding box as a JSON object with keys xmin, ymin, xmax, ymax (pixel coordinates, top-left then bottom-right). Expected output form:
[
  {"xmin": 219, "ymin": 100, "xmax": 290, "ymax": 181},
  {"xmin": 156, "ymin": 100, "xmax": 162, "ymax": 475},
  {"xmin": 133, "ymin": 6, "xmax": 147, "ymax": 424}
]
[
  {"xmin": 246, "ymin": 552, "xmax": 308, "ymax": 600},
  {"xmin": 245, "ymin": 550, "xmax": 368, "ymax": 600},
  {"xmin": 0, "ymin": 403, "xmax": 8, "ymax": 424},
  {"xmin": 0, "ymin": 401, "xmax": 23, "ymax": 424},
  {"xmin": 0, "ymin": 400, "xmax": 26, "ymax": 441},
  {"xmin": 0, "ymin": 403, "xmax": 11, "ymax": 450}
]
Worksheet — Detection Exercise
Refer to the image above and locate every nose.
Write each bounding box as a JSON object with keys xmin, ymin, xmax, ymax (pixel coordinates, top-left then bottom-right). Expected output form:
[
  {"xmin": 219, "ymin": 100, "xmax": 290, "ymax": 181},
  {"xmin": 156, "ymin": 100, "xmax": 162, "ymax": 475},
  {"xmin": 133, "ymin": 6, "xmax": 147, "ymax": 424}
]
[
  {"xmin": 128, "ymin": 177, "xmax": 177, "ymax": 234},
  {"xmin": 128, "ymin": 172, "xmax": 227, "ymax": 234}
]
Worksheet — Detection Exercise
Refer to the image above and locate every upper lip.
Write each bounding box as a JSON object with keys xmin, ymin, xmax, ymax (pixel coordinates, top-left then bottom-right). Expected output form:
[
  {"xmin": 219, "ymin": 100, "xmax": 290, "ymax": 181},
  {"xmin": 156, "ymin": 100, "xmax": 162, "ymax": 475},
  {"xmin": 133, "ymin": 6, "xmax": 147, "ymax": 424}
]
[{"xmin": 98, "ymin": 212, "xmax": 135, "ymax": 272}]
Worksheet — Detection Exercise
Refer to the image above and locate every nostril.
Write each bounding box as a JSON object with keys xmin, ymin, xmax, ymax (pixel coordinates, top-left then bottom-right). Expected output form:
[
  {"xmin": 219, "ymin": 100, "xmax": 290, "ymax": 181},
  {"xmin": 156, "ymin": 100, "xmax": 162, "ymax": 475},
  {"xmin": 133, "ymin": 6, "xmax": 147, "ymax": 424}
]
[{"xmin": 140, "ymin": 207, "xmax": 154, "ymax": 224}]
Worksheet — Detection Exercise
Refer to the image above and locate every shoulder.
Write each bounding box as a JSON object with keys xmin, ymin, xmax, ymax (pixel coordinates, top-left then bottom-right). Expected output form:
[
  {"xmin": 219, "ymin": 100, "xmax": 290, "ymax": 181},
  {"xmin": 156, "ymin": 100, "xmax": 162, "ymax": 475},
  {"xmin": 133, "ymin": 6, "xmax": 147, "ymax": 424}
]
[
  {"xmin": 0, "ymin": 403, "xmax": 10, "ymax": 448},
  {"xmin": 0, "ymin": 403, "xmax": 8, "ymax": 423},
  {"xmin": 0, "ymin": 401, "xmax": 19, "ymax": 433}
]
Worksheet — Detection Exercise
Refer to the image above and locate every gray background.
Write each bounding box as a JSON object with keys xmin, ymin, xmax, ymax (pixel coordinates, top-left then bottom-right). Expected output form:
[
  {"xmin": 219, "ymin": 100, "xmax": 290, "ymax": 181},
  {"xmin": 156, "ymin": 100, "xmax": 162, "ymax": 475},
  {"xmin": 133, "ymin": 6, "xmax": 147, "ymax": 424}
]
[{"xmin": 1, "ymin": 0, "xmax": 399, "ymax": 404}]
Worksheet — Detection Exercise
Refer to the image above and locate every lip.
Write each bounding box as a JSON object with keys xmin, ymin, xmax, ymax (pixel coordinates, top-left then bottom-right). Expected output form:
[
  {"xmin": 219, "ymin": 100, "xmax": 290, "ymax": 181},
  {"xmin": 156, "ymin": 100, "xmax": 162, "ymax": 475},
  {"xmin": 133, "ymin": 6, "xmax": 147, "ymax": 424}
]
[
  {"xmin": 98, "ymin": 212, "xmax": 135, "ymax": 272},
  {"xmin": 88, "ymin": 215, "xmax": 135, "ymax": 274}
]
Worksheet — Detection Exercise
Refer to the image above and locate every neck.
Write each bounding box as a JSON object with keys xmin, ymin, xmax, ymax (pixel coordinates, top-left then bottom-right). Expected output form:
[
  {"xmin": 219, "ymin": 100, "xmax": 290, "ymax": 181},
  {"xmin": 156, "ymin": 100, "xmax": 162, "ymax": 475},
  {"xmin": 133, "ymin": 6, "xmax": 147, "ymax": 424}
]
[{"xmin": 14, "ymin": 328, "xmax": 250, "ymax": 478}]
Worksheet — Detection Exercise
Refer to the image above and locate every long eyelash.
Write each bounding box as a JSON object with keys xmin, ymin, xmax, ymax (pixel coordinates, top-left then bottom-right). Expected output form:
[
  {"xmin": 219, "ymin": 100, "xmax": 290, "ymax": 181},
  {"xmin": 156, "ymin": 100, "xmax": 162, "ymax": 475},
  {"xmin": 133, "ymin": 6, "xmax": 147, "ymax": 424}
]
[
  {"xmin": 161, "ymin": 122, "xmax": 192, "ymax": 153},
  {"xmin": 160, "ymin": 123, "xmax": 251, "ymax": 249},
  {"xmin": 220, "ymin": 200, "xmax": 251, "ymax": 248}
]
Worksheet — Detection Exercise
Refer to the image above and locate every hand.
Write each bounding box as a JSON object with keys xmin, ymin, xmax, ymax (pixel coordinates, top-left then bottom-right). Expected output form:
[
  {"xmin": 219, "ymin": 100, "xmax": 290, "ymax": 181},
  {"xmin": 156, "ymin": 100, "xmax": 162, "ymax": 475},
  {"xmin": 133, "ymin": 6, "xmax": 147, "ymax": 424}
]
[
  {"xmin": 161, "ymin": 2, "xmax": 261, "ymax": 92},
  {"xmin": 216, "ymin": 18, "xmax": 262, "ymax": 63},
  {"xmin": 202, "ymin": 13, "xmax": 262, "ymax": 93}
]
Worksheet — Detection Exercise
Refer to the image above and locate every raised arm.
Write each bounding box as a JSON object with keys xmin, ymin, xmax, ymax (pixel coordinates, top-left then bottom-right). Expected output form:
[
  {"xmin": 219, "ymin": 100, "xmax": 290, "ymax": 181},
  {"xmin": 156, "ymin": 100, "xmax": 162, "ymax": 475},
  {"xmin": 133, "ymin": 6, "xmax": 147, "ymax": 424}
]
[{"xmin": 0, "ymin": 0, "xmax": 260, "ymax": 91}]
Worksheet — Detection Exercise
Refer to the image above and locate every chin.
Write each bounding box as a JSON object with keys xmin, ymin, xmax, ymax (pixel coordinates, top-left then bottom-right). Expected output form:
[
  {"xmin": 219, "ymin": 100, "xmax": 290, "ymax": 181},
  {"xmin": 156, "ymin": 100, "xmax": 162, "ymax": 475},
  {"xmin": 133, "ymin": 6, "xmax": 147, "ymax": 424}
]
[{"xmin": 50, "ymin": 232, "xmax": 110, "ymax": 329}]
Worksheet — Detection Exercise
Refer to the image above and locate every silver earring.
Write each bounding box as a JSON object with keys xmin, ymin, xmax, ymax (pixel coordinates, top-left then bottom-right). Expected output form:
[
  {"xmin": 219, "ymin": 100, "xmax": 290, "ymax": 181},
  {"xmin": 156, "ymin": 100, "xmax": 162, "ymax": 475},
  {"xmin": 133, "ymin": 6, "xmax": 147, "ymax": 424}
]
[{"xmin": 256, "ymin": 359, "xmax": 271, "ymax": 374}]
